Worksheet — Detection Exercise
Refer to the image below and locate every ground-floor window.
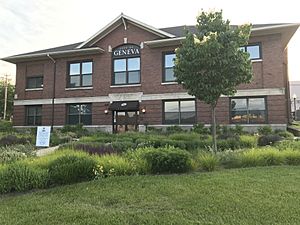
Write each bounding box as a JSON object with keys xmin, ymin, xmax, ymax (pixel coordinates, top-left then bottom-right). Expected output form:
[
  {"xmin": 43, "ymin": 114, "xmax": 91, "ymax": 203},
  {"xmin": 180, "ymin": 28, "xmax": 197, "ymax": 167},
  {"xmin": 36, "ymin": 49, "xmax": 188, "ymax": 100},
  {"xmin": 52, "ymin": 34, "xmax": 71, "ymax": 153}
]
[
  {"xmin": 67, "ymin": 103, "xmax": 92, "ymax": 125},
  {"xmin": 163, "ymin": 99, "xmax": 196, "ymax": 124},
  {"xmin": 230, "ymin": 97, "xmax": 267, "ymax": 124},
  {"xmin": 26, "ymin": 105, "xmax": 42, "ymax": 125}
]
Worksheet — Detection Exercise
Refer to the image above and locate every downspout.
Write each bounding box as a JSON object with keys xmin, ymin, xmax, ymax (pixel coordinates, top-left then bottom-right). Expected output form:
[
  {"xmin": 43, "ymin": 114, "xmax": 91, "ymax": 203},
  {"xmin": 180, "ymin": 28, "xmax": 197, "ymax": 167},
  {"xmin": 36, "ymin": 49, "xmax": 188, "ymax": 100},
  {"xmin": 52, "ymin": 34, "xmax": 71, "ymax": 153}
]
[{"xmin": 47, "ymin": 54, "xmax": 56, "ymax": 130}]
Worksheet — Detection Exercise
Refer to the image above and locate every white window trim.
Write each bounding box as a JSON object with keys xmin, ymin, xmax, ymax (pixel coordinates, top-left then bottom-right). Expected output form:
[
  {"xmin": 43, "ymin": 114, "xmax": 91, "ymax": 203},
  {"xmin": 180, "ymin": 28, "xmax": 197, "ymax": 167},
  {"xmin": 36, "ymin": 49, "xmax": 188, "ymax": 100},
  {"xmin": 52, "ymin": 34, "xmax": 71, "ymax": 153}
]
[
  {"xmin": 251, "ymin": 59, "xmax": 263, "ymax": 63},
  {"xmin": 161, "ymin": 82, "xmax": 178, "ymax": 85},
  {"xmin": 65, "ymin": 87, "xmax": 93, "ymax": 91},
  {"xmin": 25, "ymin": 88, "xmax": 43, "ymax": 91},
  {"xmin": 110, "ymin": 84, "xmax": 141, "ymax": 88}
]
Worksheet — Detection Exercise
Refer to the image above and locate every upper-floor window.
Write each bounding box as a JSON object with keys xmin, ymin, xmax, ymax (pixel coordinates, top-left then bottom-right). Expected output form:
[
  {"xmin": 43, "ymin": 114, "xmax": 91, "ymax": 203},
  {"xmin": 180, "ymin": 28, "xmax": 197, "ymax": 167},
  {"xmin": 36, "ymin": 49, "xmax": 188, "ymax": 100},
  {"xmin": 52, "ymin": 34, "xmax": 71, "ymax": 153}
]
[
  {"xmin": 239, "ymin": 44, "xmax": 261, "ymax": 60},
  {"xmin": 68, "ymin": 61, "xmax": 92, "ymax": 87},
  {"xmin": 230, "ymin": 97, "xmax": 266, "ymax": 124},
  {"xmin": 26, "ymin": 105, "xmax": 42, "ymax": 126},
  {"xmin": 112, "ymin": 44, "xmax": 140, "ymax": 85},
  {"xmin": 163, "ymin": 52, "xmax": 176, "ymax": 82},
  {"xmin": 67, "ymin": 103, "xmax": 92, "ymax": 125},
  {"xmin": 26, "ymin": 76, "xmax": 43, "ymax": 89},
  {"xmin": 163, "ymin": 99, "xmax": 196, "ymax": 124}
]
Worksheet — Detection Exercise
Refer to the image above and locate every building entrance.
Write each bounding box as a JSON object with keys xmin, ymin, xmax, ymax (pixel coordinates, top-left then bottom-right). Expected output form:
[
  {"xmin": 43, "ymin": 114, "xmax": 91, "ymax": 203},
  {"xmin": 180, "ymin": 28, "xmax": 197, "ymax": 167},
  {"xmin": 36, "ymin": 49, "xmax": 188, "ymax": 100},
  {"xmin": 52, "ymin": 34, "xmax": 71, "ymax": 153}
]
[{"xmin": 109, "ymin": 101, "xmax": 139, "ymax": 133}]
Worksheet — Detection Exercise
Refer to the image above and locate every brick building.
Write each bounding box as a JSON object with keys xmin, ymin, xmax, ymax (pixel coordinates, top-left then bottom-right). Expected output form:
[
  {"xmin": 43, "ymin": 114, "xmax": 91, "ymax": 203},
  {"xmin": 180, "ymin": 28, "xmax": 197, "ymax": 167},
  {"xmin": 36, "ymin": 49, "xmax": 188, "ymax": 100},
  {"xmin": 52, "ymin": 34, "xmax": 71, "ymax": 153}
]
[{"xmin": 2, "ymin": 14, "xmax": 299, "ymax": 132}]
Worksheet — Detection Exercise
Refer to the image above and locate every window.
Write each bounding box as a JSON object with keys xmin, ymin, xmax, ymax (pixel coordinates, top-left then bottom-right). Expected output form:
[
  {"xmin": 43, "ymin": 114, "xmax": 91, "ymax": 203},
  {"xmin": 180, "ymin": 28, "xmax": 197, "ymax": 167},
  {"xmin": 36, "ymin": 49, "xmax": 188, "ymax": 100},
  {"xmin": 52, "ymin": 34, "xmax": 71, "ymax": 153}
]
[
  {"xmin": 239, "ymin": 44, "xmax": 261, "ymax": 60},
  {"xmin": 230, "ymin": 97, "xmax": 266, "ymax": 124},
  {"xmin": 112, "ymin": 44, "xmax": 141, "ymax": 85},
  {"xmin": 163, "ymin": 53, "xmax": 176, "ymax": 82},
  {"xmin": 67, "ymin": 104, "xmax": 92, "ymax": 125},
  {"xmin": 163, "ymin": 100, "xmax": 196, "ymax": 124},
  {"xmin": 68, "ymin": 61, "xmax": 92, "ymax": 87},
  {"xmin": 26, "ymin": 105, "xmax": 42, "ymax": 125},
  {"xmin": 26, "ymin": 76, "xmax": 43, "ymax": 89}
]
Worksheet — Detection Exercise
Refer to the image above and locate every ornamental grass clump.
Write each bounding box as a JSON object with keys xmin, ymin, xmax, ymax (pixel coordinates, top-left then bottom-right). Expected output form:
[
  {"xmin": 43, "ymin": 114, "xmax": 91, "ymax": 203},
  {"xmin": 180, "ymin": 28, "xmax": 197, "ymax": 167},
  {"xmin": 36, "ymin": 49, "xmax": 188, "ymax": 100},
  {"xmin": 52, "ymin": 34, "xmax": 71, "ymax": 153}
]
[
  {"xmin": 48, "ymin": 154, "xmax": 97, "ymax": 185},
  {"xmin": 196, "ymin": 153, "xmax": 220, "ymax": 171},
  {"xmin": 94, "ymin": 154, "xmax": 137, "ymax": 178},
  {"xmin": 0, "ymin": 162, "xmax": 48, "ymax": 194}
]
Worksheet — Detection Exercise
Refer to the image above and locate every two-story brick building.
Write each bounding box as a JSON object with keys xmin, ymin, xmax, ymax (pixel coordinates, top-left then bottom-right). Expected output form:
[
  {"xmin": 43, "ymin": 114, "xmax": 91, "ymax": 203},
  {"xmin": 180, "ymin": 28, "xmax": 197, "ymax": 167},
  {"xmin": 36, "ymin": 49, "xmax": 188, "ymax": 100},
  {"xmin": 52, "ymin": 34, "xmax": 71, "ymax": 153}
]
[{"xmin": 2, "ymin": 14, "xmax": 299, "ymax": 132}]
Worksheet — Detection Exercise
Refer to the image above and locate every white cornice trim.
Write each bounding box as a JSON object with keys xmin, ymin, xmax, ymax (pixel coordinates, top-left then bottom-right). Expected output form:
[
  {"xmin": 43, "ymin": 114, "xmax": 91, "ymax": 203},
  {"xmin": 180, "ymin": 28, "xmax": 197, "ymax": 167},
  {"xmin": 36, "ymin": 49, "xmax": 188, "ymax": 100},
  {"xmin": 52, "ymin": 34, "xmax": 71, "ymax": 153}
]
[
  {"xmin": 14, "ymin": 99, "xmax": 53, "ymax": 105},
  {"xmin": 2, "ymin": 47, "xmax": 104, "ymax": 63},
  {"xmin": 54, "ymin": 96, "xmax": 110, "ymax": 104},
  {"xmin": 251, "ymin": 23, "xmax": 300, "ymax": 32},
  {"xmin": 231, "ymin": 88, "xmax": 285, "ymax": 97},
  {"xmin": 145, "ymin": 24, "xmax": 300, "ymax": 48},
  {"xmin": 13, "ymin": 88, "xmax": 285, "ymax": 106},
  {"xmin": 145, "ymin": 37, "xmax": 185, "ymax": 48}
]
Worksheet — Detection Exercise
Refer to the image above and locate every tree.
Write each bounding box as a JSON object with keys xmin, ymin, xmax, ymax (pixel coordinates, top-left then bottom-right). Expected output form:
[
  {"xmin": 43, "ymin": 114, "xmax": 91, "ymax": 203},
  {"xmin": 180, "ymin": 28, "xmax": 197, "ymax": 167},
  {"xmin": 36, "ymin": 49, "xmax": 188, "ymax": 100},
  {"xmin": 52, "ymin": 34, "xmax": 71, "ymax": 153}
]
[
  {"xmin": 174, "ymin": 10, "xmax": 253, "ymax": 152},
  {"xmin": 0, "ymin": 79, "xmax": 15, "ymax": 120}
]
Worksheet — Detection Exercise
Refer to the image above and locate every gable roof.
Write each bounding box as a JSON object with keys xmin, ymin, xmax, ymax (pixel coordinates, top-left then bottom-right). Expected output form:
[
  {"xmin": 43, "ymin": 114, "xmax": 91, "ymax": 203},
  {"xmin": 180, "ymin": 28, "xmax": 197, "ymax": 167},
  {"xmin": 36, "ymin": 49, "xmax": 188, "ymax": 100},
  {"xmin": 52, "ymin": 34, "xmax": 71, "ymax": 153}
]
[
  {"xmin": 13, "ymin": 42, "xmax": 83, "ymax": 57},
  {"xmin": 76, "ymin": 13, "xmax": 176, "ymax": 49},
  {"xmin": 146, "ymin": 23, "xmax": 299, "ymax": 48},
  {"xmin": 160, "ymin": 23, "xmax": 290, "ymax": 37},
  {"xmin": 2, "ymin": 16, "xmax": 299, "ymax": 64}
]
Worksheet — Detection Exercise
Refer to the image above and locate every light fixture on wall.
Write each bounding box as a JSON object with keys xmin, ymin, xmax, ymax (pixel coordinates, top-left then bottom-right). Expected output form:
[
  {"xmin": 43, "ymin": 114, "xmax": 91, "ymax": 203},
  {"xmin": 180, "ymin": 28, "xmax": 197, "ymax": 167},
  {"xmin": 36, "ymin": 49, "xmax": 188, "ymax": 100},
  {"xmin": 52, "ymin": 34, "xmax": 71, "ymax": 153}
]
[
  {"xmin": 141, "ymin": 107, "xmax": 146, "ymax": 114},
  {"xmin": 104, "ymin": 109, "xmax": 108, "ymax": 114}
]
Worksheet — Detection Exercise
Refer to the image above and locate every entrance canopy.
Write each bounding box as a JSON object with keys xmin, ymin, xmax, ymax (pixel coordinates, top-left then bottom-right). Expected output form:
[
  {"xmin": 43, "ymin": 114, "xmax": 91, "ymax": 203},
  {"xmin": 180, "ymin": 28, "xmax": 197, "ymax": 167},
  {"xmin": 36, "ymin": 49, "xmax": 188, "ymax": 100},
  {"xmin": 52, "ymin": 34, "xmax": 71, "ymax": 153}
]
[{"xmin": 108, "ymin": 101, "xmax": 139, "ymax": 111}]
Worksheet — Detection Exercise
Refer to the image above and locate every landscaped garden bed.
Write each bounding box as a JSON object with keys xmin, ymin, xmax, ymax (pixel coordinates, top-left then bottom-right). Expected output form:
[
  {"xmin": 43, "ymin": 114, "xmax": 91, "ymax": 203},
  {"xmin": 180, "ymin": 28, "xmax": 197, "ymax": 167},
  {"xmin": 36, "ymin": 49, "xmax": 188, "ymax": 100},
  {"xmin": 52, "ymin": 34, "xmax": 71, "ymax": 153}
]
[{"xmin": 1, "ymin": 121, "xmax": 300, "ymax": 195}]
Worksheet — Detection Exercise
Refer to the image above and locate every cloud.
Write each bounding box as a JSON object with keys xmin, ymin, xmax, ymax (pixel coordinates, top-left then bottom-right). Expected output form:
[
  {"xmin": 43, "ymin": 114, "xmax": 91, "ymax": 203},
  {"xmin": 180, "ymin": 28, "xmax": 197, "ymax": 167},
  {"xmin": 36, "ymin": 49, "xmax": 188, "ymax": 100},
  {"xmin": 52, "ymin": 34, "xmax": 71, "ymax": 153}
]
[{"xmin": 0, "ymin": 0, "xmax": 299, "ymax": 81}]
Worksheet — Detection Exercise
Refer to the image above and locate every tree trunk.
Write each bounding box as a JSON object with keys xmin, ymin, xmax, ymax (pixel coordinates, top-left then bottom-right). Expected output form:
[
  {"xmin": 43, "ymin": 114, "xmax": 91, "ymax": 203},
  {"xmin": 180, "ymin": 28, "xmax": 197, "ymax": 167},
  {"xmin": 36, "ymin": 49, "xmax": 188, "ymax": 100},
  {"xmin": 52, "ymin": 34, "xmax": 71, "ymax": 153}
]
[{"xmin": 211, "ymin": 104, "xmax": 217, "ymax": 153}]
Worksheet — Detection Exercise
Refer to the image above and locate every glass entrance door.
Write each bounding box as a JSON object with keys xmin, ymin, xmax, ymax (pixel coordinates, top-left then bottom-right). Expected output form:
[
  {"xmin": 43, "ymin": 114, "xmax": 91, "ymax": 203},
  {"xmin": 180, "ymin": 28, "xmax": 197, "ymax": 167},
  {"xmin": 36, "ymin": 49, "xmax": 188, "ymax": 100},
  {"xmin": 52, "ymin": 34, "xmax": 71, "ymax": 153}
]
[{"xmin": 113, "ymin": 111, "xmax": 138, "ymax": 133}]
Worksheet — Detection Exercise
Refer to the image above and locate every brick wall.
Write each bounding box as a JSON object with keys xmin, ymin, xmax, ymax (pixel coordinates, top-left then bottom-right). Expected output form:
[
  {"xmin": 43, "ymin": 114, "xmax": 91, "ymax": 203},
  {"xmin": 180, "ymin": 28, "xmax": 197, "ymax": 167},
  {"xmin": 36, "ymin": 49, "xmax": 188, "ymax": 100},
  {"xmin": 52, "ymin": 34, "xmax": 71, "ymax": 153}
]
[{"xmin": 13, "ymin": 22, "xmax": 289, "ymax": 127}]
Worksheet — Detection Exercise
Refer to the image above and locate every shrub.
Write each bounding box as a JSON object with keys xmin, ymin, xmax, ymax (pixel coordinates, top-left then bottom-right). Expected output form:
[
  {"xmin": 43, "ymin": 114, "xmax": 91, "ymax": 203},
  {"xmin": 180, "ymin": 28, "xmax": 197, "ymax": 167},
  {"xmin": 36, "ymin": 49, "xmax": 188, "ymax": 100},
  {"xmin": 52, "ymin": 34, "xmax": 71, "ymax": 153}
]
[
  {"xmin": 71, "ymin": 142, "xmax": 119, "ymax": 155},
  {"xmin": 196, "ymin": 153, "xmax": 219, "ymax": 171},
  {"xmin": 0, "ymin": 162, "xmax": 48, "ymax": 194},
  {"xmin": 48, "ymin": 154, "xmax": 97, "ymax": 185},
  {"xmin": 80, "ymin": 135, "xmax": 114, "ymax": 143},
  {"xmin": 0, "ymin": 150, "xmax": 26, "ymax": 164},
  {"xmin": 94, "ymin": 154, "xmax": 137, "ymax": 178},
  {"xmin": 111, "ymin": 141, "xmax": 136, "ymax": 152},
  {"xmin": 257, "ymin": 126, "xmax": 273, "ymax": 135},
  {"xmin": 229, "ymin": 148, "xmax": 285, "ymax": 168},
  {"xmin": 274, "ymin": 130, "xmax": 294, "ymax": 140},
  {"xmin": 209, "ymin": 124, "xmax": 221, "ymax": 135},
  {"xmin": 146, "ymin": 127, "xmax": 163, "ymax": 134},
  {"xmin": 192, "ymin": 123, "xmax": 210, "ymax": 135},
  {"xmin": 216, "ymin": 135, "xmax": 256, "ymax": 151},
  {"xmin": 0, "ymin": 144, "xmax": 36, "ymax": 162},
  {"xmin": 275, "ymin": 140, "xmax": 300, "ymax": 151},
  {"xmin": 281, "ymin": 150, "xmax": 300, "ymax": 165},
  {"xmin": 134, "ymin": 146, "xmax": 192, "ymax": 174},
  {"xmin": 60, "ymin": 124, "xmax": 89, "ymax": 137},
  {"xmin": 218, "ymin": 150, "xmax": 237, "ymax": 168},
  {"xmin": 218, "ymin": 132, "xmax": 239, "ymax": 140},
  {"xmin": 217, "ymin": 138, "xmax": 241, "ymax": 150},
  {"xmin": 166, "ymin": 126, "xmax": 185, "ymax": 134},
  {"xmin": 258, "ymin": 134, "xmax": 282, "ymax": 146},
  {"xmin": 0, "ymin": 120, "xmax": 13, "ymax": 132},
  {"xmin": 169, "ymin": 132, "xmax": 200, "ymax": 142},
  {"xmin": 232, "ymin": 125, "xmax": 245, "ymax": 135},
  {"xmin": 239, "ymin": 135, "xmax": 258, "ymax": 148},
  {"xmin": 50, "ymin": 130, "xmax": 75, "ymax": 146},
  {"xmin": 0, "ymin": 135, "xmax": 31, "ymax": 146}
]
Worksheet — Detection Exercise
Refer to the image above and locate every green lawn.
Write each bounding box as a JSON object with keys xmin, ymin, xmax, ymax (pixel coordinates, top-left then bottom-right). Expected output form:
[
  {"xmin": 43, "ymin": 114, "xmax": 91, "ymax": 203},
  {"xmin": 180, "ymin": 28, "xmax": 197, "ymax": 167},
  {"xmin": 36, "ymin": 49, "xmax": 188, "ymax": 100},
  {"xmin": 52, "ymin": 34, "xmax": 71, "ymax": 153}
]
[{"xmin": 1, "ymin": 166, "xmax": 300, "ymax": 225}]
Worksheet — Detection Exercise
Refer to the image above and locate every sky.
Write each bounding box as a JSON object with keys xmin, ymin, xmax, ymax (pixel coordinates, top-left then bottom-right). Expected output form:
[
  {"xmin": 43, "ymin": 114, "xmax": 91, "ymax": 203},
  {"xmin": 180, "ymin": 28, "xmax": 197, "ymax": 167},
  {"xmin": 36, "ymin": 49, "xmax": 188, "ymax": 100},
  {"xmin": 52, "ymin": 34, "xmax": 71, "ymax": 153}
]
[{"xmin": 0, "ymin": 0, "xmax": 299, "ymax": 83}]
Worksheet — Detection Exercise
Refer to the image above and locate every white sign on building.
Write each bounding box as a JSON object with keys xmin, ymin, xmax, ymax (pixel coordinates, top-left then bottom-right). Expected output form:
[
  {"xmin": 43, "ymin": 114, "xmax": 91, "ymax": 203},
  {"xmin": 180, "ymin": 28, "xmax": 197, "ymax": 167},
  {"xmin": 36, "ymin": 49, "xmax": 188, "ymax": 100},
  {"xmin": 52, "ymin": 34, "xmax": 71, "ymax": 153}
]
[{"xmin": 36, "ymin": 126, "xmax": 51, "ymax": 147}]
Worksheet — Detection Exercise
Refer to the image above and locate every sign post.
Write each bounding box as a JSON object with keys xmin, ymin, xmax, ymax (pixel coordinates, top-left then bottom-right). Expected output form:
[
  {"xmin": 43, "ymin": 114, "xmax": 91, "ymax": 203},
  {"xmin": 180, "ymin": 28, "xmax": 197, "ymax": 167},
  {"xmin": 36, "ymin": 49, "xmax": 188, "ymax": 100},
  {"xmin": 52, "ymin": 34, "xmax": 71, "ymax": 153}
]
[{"xmin": 36, "ymin": 126, "xmax": 51, "ymax": 147}]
